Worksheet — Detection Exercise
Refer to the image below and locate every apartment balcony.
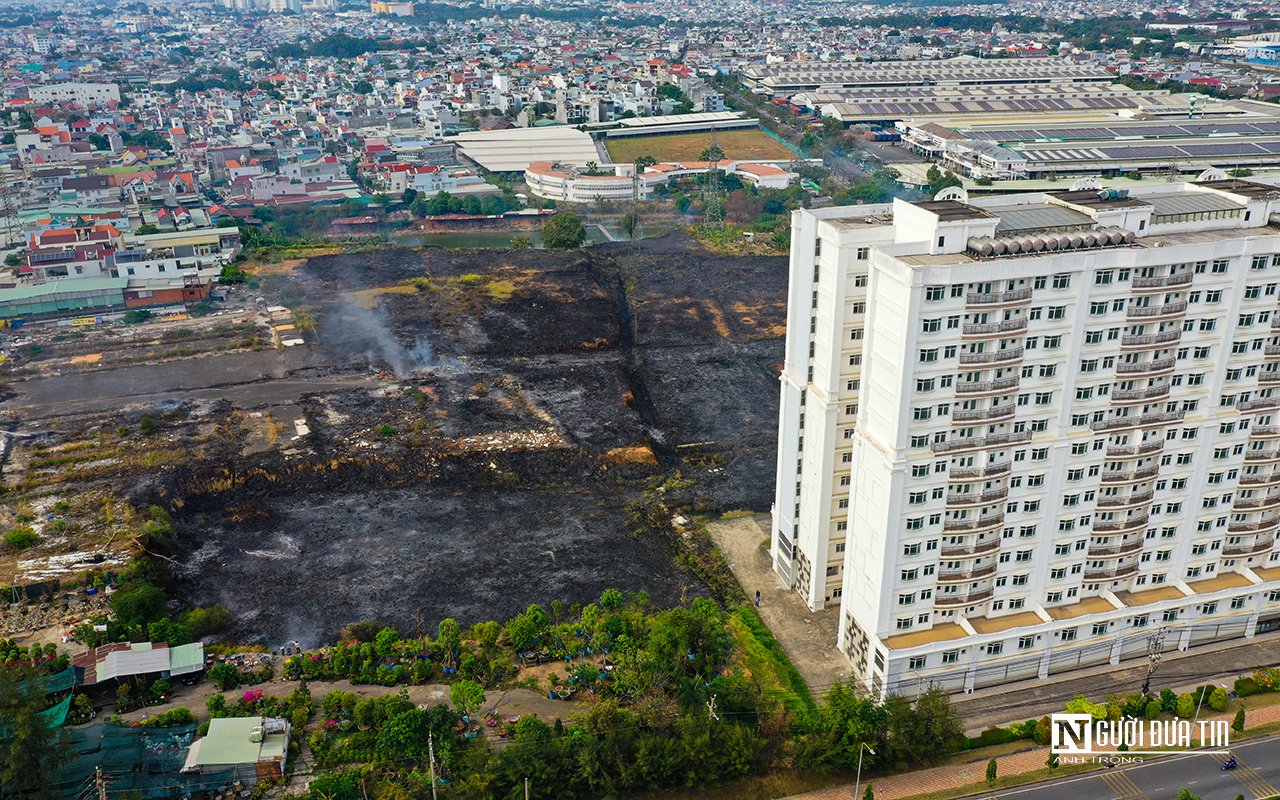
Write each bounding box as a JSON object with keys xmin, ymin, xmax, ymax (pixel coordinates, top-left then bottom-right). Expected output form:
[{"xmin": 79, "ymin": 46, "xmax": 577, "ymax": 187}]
[
  {"xmin": 1253, "ymin": 425, "xmax": 1280, "ymax": 438},
  {"xmin": 1120, "ymin": 330, "xmax": 1181, "ymax": 349},
  {"xmin": 948, "ymin": 461, "xmax": 1010, "ymax": 480},
  {"xmin": 1223, "ymin": 540, "xmax": 1275, "ymax": 557},
  {"xmin": 1115, "ymin": 357, "xmax": 1176, "ymax": 376},
  {"xmin": 1131, "ymin": 272, "xmax": 1192, "ymax": 291},
  {"xmin": 1101, "ymin": 464, "xmax": 1160, "ymax": 483},
  {"xmin": 962, "ymin": 318, "xmax": 1028, "ymax": 337},
  {"xmin": 1240, "ymin": 471, "xmax": 1280, "ymax": 487},
  {"xmin": 952, "ymin": 405, "xmax": 1015, "ymax": 423},
  {"xmin": 932, "ymin": 430, "xmax": 1032, "ymax": 454},
  {"xmin": 946, "ymin": 487, "xmax": 1009, "ymax": 507},
  {"xmin": 937, "ymin": 563, "xmax": 999, "ymax": 582},
  {"xmin": 1227, "ymin": 515, "xmax": 1280, "ymax": 533},
  {"xmin": 1271, "ymin": 317, "xmax": 1280, "ymax": 330},
  {"xmin": 935, "ymin": 587, "xmax": 995, "ymax": 608},
  {"xmin": 1264, "ymin": 345, "xmax": 1280, "ymax": 358},
  {"xmin": 1096, "ymin": 490, "xmax": 1154, "ymax": 509},
  {"xmin": 966, "ymin": 288, "xmax": 1032, "ymax": 306},
  {"xmin": 1233, "ymin": 494, "xmax": 1280, "ymax": 511},
  {"xmin": 955, "ymin": 376, "xmax": 1020, "ymax": 397},
  {"xmin": 959, "ymin": 347, "xmax": 1024, "ymax": 365},
  {"xmin": 1260, "ymin": 373, "xmax": 1280, "ymax": 386},
  {"xmin": 1240, "ymin": 397, "xmax": 1280, "ymax": 412},
  {"xmin": 1107, "ymin": 440, "xmax": 1165, "ymax": 458},
  {"xmin": 943, "ymin": 513, "xmax": 1005, "ymax": 533},
  {"xmin": 1244, "ymin": 450, "xmax": 1280, "ymax": 463},
  {"xmin": 939, "ymin": 538, "xmax": 1002, "ymax": 558},
  {"xmin": 1084, "ymin": 562, "xmax": 1140, "ymax": 581},
  {"xmin": 1090, "ymin": 410, "xmax": 1185, "ymax": 433},
  {"xmin": 1111, "ymin": 384, "xmax": 1170, "ymax": 404},
  {"xmin": 1126, "ymin": 301, "xmax": 1187, "ymax": 320},
  {"xmin": 1092, "ymin": 515, "xmax": 1150, "ymax": 534},
  {"xmin": 1088, "ymin": 538, "xmax": 1144, "ymax": 557}
]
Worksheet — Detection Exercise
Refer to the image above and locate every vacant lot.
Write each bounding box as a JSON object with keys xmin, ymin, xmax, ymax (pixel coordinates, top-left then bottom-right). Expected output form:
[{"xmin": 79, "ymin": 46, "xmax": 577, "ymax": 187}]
[{"xmin": 605, "ymin": 128, "xmax": 796, "ymax": 164}]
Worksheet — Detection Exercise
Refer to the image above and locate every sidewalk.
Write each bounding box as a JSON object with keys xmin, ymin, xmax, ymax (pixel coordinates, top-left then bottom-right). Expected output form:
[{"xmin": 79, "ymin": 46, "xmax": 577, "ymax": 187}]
[{"xmin": 785, "ymin": 702, "xmax": 1280, "ymax": 800}]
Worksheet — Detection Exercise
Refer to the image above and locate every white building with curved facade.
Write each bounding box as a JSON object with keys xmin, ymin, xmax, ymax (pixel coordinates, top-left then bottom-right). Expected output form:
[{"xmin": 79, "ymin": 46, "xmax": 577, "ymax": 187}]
[{"xmin": 524, "ymin": 160, "xmax": 796, "ymax": 203}]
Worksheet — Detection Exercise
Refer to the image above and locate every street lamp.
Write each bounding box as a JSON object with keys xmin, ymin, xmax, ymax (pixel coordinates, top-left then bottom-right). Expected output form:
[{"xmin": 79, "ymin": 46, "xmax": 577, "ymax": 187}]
[{"xmin": 854, "ymin": 743, "xmax": 876, "ymax": 800}]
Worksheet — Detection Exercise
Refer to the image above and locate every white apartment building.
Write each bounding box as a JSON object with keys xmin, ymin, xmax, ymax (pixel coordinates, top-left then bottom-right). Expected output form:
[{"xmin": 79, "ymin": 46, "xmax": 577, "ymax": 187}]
[
  {"xmin": 28, "ymin": 82, "xmax": 121, "ymax": 107},
  {"xmin": 772, "ymin": 179, "xmax": 1280, "ymax": 697}
]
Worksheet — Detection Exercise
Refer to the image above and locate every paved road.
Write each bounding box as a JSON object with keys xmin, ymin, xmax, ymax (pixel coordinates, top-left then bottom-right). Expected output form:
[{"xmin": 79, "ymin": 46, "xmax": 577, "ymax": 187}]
[{"xmin": 963, "ymin": 734, "xmax": 1280, "ymax": 800}]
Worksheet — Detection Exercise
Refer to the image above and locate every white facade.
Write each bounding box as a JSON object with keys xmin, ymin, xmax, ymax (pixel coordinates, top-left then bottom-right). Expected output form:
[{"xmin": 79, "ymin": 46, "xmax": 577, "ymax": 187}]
[
  {"xmin": 28, "ymin": 82, "xmax": 121, "ymax": 107},
  {"xmin": 773, "ymin": 179, "xmax": 1280, "ymax": 697}
]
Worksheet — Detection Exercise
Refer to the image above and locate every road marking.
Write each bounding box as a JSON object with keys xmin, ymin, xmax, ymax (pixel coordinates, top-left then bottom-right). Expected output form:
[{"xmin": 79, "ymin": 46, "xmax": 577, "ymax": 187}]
[
  {"xmin": 1213, "ymin": 754, "xmax": 1280, "ymax": 799},
  {"xmin": 1100, "ymin": 770, "xmax": 1149, "ymax": 800}
]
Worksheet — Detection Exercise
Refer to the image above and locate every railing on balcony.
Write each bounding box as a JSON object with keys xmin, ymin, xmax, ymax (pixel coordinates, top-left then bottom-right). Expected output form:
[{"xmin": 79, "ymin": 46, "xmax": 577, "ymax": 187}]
[
  {"xmin": 1112, "ymin": 384, "xmax": 1170, "ymax": 402},
  {"xmin": 943, "ymin": 513, "xmax": 1005, "ymax": 532},
  {"xmin": 935, "ymin": 588, "xmax": 995, "ymax": 607},
  {"xmin": 932, "ymin": 430, "xmax": 1032, "ymax": 454},
  {"xmin": 1132, "ymin": 273, "xmax": 1192, "ymax": 289},
  {"xmin": 937, "ymin": 563, "xmax": 998, "ymax": 582},
  {"xmin": 939, "ymin": 539, "xmax": 1002, "ymax": 557},
  {"xmin": 1091, "ymin": 410, "xmax": 1185, "ymax": 432},
  {"xmin": 1088, "ymin": 538, "xmax": 1144, "ymax": 557},
  {"xmin": 1227, "ymin": 516, "xmax": 1280, "ymax": 533},
  {"xmin": 1097, "ymin": 491, "xmax": 1154, "ymax": 508},
  {"xmin": 1244, "ymin": 450, "xmax": 1280, "ymax": 462},
  {"xmin": 1107, "ymin": 440, "xmax": 1165, "ymax": 457},
  {"xmin": 1084, "ymin": 562, "xmax": 1140, "ymax": 581},
  {"xmin": 1223, "ymin": 541, "xmax": 1275, "ymax": 557},
  {"xmin": 1240, "ymin": 472, "xmax": 1280, "ymax": 486},
  {"xmin": 1253, "ymin": 425, "xmax": 1280, "ymax": 437},
  {"xmin": 967, "ymin": 288, "xmax": 1032, "ymax": 305},
  {"xmin": 946, "ymin": 487, "xmax": 1009, "ymax": 507},
  {"xmin": 1093, "ymin": 515, "xmax": 1150, "ymax": 534},
  {"xmin": 955, "ymin": 376, "xmax": 1020, "ymax": 395},
  {"xmin": 1233, "ymin": 494, "xmax": 1280, "ymax": 511},
  {"xmin": 948, "ymin": 461, "xmax": 1011, "ymax": 480},
  {"xmin": 1126, "ymin": 301, "xmax": 1187, "ymax": 319},
  {"xmin": 962, "ymin": 318, "xmax": 1028, "ymax": 336},
  {"xmin": 952, "ymin": 405, "xmax": 1015, "ymax": 423},
  {"xmin": 959, "ymin": 347, "xmax": 1024, "ymax": 365},
  {"xmin": 1101, "ymin": 465, "xmax": 1160, "ymax": 483},
  {"xmin": 1116, "ymin": 357, "xmax": 1176, "ymax": 375},
  {"xmin": 1120, "ymin": 330, "xmax": 1181, "ymax": 348},
  {"xmin": 1265, "ymin": 345, "xmax": 1280, "ymax": 357},
  {"xmin": 1240, "ymin": 397, "xmax": 1280, "ymax": 412}
]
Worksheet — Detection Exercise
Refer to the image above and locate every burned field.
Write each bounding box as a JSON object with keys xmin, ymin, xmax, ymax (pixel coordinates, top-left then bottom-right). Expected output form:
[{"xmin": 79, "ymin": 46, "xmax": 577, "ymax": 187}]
[{"xmin": 2, "ymin": 234, "xmax": 788, "ymax": 645}]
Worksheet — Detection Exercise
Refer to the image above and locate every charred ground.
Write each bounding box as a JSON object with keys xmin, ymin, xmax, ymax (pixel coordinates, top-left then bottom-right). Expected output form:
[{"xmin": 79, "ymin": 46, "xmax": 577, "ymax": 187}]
[{"xmin": 2, "ymin": 233, "xmax": 788, "ymax": 645}]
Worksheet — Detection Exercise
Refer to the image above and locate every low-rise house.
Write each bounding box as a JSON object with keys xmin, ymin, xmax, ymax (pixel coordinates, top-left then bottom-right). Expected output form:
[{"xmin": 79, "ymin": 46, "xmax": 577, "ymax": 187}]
[
  {"xmin": 182, "ymin": 717, "xmax": 291, "ymax": 783},
  {"xmin": 73, "ymin": 641, "xmax": 204, "ymax": 686}
]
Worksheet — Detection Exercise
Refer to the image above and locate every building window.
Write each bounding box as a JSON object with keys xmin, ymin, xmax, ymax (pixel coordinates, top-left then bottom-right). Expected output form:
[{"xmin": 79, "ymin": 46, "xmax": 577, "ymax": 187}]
[
  {"xmin": 908, "ymin": 656, "xmax": 926, "ymax": 670},
  {"xmin": 985, "ymin": 642, "xmax": 1003, "ymax": 656}
]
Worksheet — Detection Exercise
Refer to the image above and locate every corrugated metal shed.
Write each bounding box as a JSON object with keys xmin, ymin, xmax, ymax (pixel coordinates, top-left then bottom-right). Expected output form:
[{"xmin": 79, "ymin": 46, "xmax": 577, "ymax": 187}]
[
  {"xmin": 1145, "ymin": 192, "xmax": 1245, "ymax": 217},
  {"xmin": 183, "ymin": 717, "xmax": 290, "ymax": 772},
  {"xmin": 992, "ymin": 204, "xmax": 1094, "ymax": 233},
  {"xmin": 168, "ymin": 642, "xmax": 204, "ymax": 676},
  {"xmin": 98, "ymin": 642, "xmax": 171, "ymax": 682}
]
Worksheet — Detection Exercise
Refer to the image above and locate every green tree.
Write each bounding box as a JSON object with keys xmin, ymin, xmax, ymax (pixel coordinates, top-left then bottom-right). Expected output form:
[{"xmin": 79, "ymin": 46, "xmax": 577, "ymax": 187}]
[
  {"xmin": 510, "ymin": 236, "xmax": 532, "ymax": 249},
  {"xmin": 634, "ymin": 154, "xmax": 657, "ymax": 171},
  {"xmin": 1233, "ymin": 707, "xmax": 1246, "ymax": 733},
  {"xmin": 136, "ymin": 224, "xmax": 161, "ymax": 235},
  {"xmin": 146, "ymin": 618, "xmax": 191, "ymax": 646},
  {"xmin": 700, "ymin": 143, "xmax": 725, "ymax": 163},
  {"xmin": 1175, "ymin": 692, "xmax": 1196, "ymax": 719},
  {"xmin": 1208, "ymin": 687, "xmax": 1228, "ymax": 712},
  {"xmin": 87, "ymin": 133, "xmax": 110, "ymax": 151},
  {"xmin": 450, "ymin": 679, "xmax": 485, "ymax": 717},
  {"xmin": 436, "ymin": 618, "xmax": 461, "ymax": 658},
  {"xmin": 1174, "ymin": 789, "xmax": 1201, "ymax": 800},
  {"xmin": 541, "ymin": 213, "xmax": 586, "ymax": 249},
  {"xmin": 352, "ymin": 80, "xmax": 373, "ymax": 94},
  {"xmin": 863, "ymin": 786, "xmax": 875, "ymax": 800},
  {"xmin": 374, "ymin": 627, "xmax": 400, "ymax": 657},
  {"xmin": 620, "ymin": 209, "xmax": 641, "ymax": 240},
  {"xmin": 110, "ymin": 578, "xmax": 167, "ymax": 629},
  {"xmin": 401, "ymin": 188, "xmax": 417, "ymax": 204},
  {"xmin": 986, "ymin": 758, "xmax": 997, "ymax": 785},
  {"xmin": 0, "ymin": 664, "xmax": 66, "ymax": 800},
  {"xmin": 925, "ymin": 165, "xmax": 963, "ymax": 198}
]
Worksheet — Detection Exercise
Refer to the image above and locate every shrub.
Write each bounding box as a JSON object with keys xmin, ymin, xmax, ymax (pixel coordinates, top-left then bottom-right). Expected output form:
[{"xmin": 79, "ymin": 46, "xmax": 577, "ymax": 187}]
[
  {"xmin": 208, "ymin": 663, "xmax": 240, "ymax": 691},
  {"xmin": 968, "ymin": 727, "xmax": 1014, "ymax": 748},
  {"xmin": 1175, "ymin": 692, "xmax": 1195, "ymax": 719},
  {"xmin": 1234, "ymin": 677, "xmax": 1260, "ymax": 697},
  {"xmin": 1233, "ymin": 707, "xmax": 1245, "ymax": 733},
  {"xmin": 1160, "ymin": 688, "xmax": 1178, "ymax": 713},
  {"xmin": 1253, "ymin": 667, "xmax": 1280, "ymax": 691},
  {"xmin": 5, "ymin": 526, "xmax": 39, "ymax": 550},
  {"xmin": 1208, "ymin": 688, "xmax": 1228, "ymax": 712},
  {"xmin": 1145, "ymin": 700, "xmax": 1162, "ymax": 720}
]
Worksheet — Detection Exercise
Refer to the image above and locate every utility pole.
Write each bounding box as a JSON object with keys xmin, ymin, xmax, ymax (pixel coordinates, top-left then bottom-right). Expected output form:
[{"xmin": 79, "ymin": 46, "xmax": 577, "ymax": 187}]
[
  {"xmin": 1140, "ymin": 629, "xmax": 1166, "ymax": 698},
  {"xmin": 702, "ymin": 127, "xmax": 723, "ymax": 228},
  {"xmin": 427, "ymin": 732, "xmax": 438, "ymax": 800},
  {"xmin": 524, "ymin": 777, "xmax": 530, "ymax": 800},
  {"xmin": 95, "ymin": 767, "xmax": 107, "ymax": 800},
  {"xmin": 707, "ymin": 694, "xmax": 719, "ymax": 723}
]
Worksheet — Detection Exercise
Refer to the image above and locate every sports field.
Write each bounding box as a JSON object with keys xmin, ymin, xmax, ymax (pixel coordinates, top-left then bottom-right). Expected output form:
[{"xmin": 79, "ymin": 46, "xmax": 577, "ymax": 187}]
[{"xmin": 604, "ymin": 128, "xmax": 796, "ymax": 164}]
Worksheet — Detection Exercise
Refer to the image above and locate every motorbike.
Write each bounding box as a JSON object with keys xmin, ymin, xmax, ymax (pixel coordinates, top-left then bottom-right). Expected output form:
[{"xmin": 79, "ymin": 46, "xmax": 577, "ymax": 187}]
[{"xmin": 1222, "ymin": 757, "xmax": 1238, "ymax": 771}]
